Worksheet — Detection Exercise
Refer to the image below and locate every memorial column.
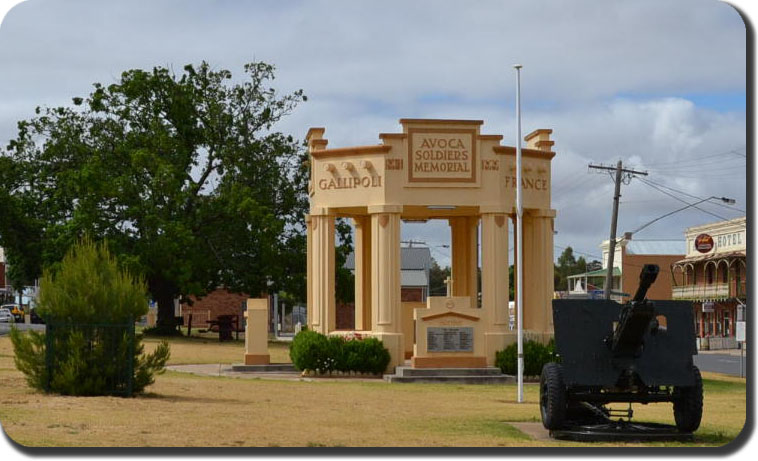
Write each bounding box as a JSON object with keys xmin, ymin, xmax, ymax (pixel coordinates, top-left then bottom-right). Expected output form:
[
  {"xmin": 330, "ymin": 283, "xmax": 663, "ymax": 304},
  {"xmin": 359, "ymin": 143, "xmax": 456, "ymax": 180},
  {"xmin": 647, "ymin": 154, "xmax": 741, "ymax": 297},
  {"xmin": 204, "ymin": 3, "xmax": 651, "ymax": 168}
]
[
  {"xmin": 369, "ymin": 204, "xmax": 404, "ymax": 370},
  {"xmin": 449, "ymin": 216, "xmax": 479, "ymax": 308},
  {"xmin": 522, "ymin": 209, "xmax": 556, "ymax": 342},
  {"xmin": 480, "ymin": 212, "xmax": 512, "ymax": 365},
  {"xmin": 305, "ymin": 214, "xmax": 313, "ymax": 331},
  {"xmin": 310, "ymin": 210, "xmax": 336, "ymax": 334},
  {"xmin": 353, "ymin": 216, "xmax": 372, "ymax": 331}
]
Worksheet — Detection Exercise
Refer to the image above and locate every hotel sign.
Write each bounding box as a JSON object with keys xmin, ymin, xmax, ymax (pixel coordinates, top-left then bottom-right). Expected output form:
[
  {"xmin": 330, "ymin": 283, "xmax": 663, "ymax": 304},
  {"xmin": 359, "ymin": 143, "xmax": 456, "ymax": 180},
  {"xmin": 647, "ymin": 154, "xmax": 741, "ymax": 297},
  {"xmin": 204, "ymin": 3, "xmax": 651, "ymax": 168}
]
[
  {"xmin": 694, "ymin": 234, "xmax": 714, "ymax": 253},
  {"xmin": 408, "ymin": 129, "xmax": 476, "ymax": 184}
]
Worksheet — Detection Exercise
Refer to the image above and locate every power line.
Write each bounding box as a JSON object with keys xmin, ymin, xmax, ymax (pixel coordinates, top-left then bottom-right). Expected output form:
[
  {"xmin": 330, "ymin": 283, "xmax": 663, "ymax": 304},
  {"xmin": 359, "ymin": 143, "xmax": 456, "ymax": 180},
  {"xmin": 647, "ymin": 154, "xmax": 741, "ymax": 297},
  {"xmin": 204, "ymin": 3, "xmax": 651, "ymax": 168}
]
[
  {"xmin": 639, "ymin": 177, "xmax": 745, "ymax": 213},
  {"xmin": 636, "ymin": 178, "xmax": 727, "ymax": 221},
  {"xmin": 642, "ymin": 146, "xmax": 746, "ymax": 166},
  {"xmin": 647, "ymin": 162, "xmax": 746, "ymax": 173}
]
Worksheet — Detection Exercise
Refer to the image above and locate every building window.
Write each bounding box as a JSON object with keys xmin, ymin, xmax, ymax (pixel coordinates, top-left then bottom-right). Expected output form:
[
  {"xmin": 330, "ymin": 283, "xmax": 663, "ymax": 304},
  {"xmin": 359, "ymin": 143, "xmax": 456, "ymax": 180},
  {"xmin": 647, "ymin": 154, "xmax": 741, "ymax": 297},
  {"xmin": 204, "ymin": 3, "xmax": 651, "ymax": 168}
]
[
  {"xmin": 735, "ymin": 263, "xmax": 741, "ymax": 286},
  {"xmin": 706, "ymin": 265, "xmax": 714, "ymax": 285},
  {"xmin": 723, "ymin": 311, "xmax": 731, "ymax": 337},
  {"xmin": 694, "ymin": 312, "xmax": 700, "ymax": 337}
]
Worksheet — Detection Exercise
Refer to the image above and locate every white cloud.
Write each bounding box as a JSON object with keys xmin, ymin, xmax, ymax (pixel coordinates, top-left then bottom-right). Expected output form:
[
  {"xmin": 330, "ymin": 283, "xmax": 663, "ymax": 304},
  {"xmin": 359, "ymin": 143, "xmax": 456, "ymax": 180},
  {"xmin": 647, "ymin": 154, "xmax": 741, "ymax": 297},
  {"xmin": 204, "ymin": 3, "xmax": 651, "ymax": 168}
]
[{"xmin": 0, "ymin": 0, "xmax": 747, "ymax": 266}]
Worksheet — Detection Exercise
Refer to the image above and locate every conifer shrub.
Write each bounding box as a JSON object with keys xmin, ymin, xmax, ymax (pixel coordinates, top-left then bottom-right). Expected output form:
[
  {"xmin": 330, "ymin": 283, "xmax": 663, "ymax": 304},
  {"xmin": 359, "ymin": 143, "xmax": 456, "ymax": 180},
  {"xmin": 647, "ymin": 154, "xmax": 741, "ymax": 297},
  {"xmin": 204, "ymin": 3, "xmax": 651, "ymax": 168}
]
[
  {"xmin": 289, "ymin": 330, "xmax": 390, "ymax": 374},
  {"xmin": 10, "ymin": 238, "xmax": 170, "ymax": 396}
]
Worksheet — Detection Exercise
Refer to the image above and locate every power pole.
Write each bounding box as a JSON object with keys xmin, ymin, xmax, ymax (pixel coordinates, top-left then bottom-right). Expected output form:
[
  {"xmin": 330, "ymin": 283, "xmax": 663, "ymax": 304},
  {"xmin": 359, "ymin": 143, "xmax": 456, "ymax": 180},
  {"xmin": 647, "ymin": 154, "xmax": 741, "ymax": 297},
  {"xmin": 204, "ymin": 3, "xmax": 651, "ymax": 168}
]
[{"xmin": 588, "ymin": 161, "xmax": 648, "ymax": 300}]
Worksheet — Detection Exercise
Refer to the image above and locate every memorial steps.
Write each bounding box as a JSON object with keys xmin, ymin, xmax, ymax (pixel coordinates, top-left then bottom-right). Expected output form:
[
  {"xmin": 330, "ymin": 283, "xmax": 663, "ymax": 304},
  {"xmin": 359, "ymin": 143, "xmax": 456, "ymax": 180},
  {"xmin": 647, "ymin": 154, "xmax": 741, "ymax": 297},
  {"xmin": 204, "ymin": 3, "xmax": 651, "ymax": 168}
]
[{"xmin": 383, "ymin": 366, "xmax": 513, "ymax": 384}]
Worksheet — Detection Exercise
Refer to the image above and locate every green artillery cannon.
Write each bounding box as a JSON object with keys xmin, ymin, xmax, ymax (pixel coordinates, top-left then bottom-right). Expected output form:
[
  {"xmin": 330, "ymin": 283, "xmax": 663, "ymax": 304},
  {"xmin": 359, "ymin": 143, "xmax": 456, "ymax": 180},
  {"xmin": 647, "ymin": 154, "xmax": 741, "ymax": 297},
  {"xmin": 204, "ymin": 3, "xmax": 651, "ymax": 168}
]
[{"xmin": 540, "ymin": 264, "xmax": 703, "ymax": 441}]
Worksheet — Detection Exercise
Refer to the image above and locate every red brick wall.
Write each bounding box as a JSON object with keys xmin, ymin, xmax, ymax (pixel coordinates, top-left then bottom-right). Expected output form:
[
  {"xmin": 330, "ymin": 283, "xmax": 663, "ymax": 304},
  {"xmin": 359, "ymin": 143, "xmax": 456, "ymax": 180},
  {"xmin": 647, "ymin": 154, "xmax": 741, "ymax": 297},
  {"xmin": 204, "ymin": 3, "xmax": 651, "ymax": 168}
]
[
  {"xmin": 336, "ymin": 302, "xmax": 355, "ymax": 330},
  {"xmin": 401, "ymin": 287, "xmax": 424, "ymax": 302},
  {"xmin": 335, "ymin": 288, "xmax": 424, "ymax": 330},
  {"xmin": 181, "ymin": 288, "xmax": 249, "ymax": 329},
  {"xmin": 0, "ymin": 262, "xmax": 5, "ymax": 288},
  {"xmin": 621, "ymin": 254, "xmax": 684, "ymax": 301}
]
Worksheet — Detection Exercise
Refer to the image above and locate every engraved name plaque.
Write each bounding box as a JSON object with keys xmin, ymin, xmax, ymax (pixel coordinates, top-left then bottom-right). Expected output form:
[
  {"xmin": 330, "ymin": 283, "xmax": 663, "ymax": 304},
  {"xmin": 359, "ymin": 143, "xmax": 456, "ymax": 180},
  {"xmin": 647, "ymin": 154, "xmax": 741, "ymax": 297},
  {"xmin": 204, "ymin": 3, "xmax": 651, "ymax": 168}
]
[{"xmin": 427, "ymin": 327, "xmax": 474, "ymax": 352}]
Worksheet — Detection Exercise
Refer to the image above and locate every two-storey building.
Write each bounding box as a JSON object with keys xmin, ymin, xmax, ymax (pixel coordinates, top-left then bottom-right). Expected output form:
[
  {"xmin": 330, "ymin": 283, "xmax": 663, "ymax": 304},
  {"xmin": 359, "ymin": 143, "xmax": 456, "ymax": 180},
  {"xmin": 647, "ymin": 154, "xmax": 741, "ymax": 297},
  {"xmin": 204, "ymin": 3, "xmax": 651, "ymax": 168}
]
[
  {"xmin": 567, "ymin": 234, "xmax": 685, "ymax": 303},
  {"xmin": 671, "ymin": 217, "xmax": 746, "ymax": 350}
]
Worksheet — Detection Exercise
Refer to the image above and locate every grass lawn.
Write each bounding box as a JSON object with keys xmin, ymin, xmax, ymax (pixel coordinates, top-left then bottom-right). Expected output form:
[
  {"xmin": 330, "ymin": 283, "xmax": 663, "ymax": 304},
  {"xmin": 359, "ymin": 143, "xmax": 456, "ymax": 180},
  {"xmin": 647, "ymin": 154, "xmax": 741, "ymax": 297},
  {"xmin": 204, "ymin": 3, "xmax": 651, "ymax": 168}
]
[
  {"xmin": 140, "ymin": 333, "xmax": 292, "ymax": 365},
  {"xmin": 0, "ymin": 335, "xmax": 747, "ymax": 447}
]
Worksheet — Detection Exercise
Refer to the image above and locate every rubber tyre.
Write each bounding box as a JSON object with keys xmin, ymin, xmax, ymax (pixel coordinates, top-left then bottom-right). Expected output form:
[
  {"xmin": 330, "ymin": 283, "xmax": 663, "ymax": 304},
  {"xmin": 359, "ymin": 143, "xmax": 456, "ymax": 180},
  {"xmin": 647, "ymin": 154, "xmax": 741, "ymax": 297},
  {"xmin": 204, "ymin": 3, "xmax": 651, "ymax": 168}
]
[
  {"xmin": 673, "ymin": 366, "xmax": 703, "ymax": 432},
  {"xmin": 540, "ymin": 362, "xmax": 567, "ymax": 430}
]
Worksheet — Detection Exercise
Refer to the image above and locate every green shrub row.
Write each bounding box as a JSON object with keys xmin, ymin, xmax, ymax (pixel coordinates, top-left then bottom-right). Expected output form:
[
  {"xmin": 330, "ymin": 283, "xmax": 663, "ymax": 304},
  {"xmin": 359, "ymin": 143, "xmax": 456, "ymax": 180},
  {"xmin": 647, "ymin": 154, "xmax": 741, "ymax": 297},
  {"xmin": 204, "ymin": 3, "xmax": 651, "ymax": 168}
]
[
  {"xmin": 495, "ymin": 338, "xmax": 557, "ymax": 377},
  {"xmin": 289, "ymin": 330, "xmax": 390, "ymax": 374}
]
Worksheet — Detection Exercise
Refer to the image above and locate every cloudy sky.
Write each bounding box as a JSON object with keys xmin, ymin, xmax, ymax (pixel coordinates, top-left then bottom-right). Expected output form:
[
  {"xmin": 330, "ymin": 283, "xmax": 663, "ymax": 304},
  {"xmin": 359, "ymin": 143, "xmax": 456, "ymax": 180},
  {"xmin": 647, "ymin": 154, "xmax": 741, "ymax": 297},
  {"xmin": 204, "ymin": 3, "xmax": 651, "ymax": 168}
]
[{"xmin": 0, "ymin": 0, "xmax": 748, "ymax": 268}]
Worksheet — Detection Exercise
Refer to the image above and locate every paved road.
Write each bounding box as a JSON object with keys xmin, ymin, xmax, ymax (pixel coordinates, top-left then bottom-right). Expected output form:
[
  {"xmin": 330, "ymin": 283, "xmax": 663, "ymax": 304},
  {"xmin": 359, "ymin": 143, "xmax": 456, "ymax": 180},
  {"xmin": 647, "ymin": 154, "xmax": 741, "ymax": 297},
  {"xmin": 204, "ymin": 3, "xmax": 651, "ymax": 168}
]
[
  {"xmin": 0, "ymin": 323, "xmax": 45, "ymax": 336},
  {"xmin": 694, "ymin": 351, "xmax": 748, "ymax": 377}
]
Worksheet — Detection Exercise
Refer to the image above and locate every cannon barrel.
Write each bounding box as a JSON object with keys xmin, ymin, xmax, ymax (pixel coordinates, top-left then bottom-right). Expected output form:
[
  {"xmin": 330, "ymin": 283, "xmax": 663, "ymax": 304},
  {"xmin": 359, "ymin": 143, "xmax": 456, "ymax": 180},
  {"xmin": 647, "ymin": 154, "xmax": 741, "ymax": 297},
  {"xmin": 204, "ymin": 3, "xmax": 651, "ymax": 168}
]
[
  {"xmin": 610, "ymin": 264, "xmax": 660, "ymax": 357},
  {"xmin": 632, "ymin": 264, "xmax": 660, "ymax": 303}
]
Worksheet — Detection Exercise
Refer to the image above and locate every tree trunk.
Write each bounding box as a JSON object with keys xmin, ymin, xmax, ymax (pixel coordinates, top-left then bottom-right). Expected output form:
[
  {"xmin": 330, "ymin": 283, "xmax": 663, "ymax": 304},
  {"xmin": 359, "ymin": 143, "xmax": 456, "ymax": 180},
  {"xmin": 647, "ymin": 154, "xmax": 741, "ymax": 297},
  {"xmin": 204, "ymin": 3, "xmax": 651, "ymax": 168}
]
[{"xmin": 149, "ymin": 279, "xmax": 181, "ymax": 336}]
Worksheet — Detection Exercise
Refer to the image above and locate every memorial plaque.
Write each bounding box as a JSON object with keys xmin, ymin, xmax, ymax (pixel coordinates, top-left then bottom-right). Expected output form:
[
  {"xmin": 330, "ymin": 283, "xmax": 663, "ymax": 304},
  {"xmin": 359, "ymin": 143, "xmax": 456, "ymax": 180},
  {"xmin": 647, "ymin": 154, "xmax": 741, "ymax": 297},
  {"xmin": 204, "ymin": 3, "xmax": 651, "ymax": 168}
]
[
  {"xmin": 427, "ymin": 327, "xmax": 474, "ymax": 352},
  {"xmin": 407, "ymin": 128, "xmax": 477, "ymax": 184}
]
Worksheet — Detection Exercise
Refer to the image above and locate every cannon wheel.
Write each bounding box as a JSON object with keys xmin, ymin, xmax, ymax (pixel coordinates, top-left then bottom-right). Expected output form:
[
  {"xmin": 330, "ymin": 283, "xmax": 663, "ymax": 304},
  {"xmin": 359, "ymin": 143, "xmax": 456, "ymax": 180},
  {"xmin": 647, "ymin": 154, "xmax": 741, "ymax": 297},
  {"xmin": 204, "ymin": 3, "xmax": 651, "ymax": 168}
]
[
  {"xmin": 673, "ymin": 366, "xmax": 703, "ymax": 432},
  {"xmin": 540, "ymin": 362, "xmax": 567, "ymax": 430}
]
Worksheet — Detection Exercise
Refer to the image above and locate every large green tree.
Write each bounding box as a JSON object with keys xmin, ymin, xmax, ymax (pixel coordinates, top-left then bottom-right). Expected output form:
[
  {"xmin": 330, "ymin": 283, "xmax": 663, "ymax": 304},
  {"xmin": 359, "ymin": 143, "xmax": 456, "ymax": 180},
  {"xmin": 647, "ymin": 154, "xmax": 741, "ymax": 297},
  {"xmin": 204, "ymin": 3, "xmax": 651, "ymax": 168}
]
[
  {"xmin": 554, "ymin": 246, "xmax": 588, "ymax": 291},
  {"xmin": 428, "ymin": 259, "xmax": 451, "ymax": 297},
  {"xmin": 0, "ymin": 62, "xmax": 310, "ymax": 333}
]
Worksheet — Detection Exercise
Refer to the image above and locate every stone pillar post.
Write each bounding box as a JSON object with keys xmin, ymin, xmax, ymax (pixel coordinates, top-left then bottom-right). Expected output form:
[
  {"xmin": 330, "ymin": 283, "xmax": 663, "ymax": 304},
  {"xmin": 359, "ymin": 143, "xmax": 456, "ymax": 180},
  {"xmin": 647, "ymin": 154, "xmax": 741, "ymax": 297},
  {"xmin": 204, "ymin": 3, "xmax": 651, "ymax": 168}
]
[
  {"xmin": 309, "ymin": 210, "xmax": 336, "ymax": 334},
  {"xmin": 522, "ymin": 209, "xmax": 556, "ymax": 341},
  {"xmin": 353, "ymin": 216, "xmax": 372, "ymax": 331},
  {"xmin": 449, "ymin": 216, "xmax": 479, "ymax": 308},
  {"xmin": 244, "ymin": 298, "xmax": 270, "ymax": 365},
  {"xmin": 369, "ymin": 204, "xmax": 404, "ymax": 371},
  {"xmin": 480, "ymin": 212, "xmax": 512, "ymax": 365}
]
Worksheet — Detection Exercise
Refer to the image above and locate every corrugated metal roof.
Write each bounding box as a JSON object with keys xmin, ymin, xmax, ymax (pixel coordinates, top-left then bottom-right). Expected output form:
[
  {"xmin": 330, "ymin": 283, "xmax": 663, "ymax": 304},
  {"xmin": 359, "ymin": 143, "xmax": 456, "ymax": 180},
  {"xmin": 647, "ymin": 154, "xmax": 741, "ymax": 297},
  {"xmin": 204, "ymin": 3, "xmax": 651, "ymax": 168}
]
[
  {"xmin": 401, "ymin": 270, "xmax": 428, "ymax": 287},
  {"xmin": 344, "ymin": 247, "xmax": 432, "ymax": 271},
  {"xmin": 625, "ymin": 240, "xmax": 685, "ymax": 255},
  {"xmin": 567, "ymin": 267, "xmax": 622, "ymax": 279},
  {"xmin": 674, "ymin": 250, "xmax": 746, "ymax": 265}
]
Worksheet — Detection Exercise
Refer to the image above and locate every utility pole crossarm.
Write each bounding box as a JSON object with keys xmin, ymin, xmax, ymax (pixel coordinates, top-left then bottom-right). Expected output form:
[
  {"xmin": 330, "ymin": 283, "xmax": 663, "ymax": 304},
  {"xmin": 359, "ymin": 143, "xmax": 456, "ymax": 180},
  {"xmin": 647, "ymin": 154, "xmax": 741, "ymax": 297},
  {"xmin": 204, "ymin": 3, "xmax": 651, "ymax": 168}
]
[
  {"xmin": 587, "ymin": 161, "xmax": 648, "ymax": 300},
  {"xmin": 588, "ymin": 164, "xmax": 649, "ymax": 176}
]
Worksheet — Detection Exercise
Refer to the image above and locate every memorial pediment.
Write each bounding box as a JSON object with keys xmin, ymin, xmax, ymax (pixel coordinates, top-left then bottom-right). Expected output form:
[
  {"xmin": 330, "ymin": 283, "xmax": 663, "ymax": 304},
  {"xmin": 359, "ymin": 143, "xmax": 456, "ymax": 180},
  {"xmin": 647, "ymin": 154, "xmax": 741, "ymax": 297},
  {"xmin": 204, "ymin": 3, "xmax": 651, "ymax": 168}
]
[{"xmin": 307, "ymin": 119, "xmax": 554, "ymax": 213}]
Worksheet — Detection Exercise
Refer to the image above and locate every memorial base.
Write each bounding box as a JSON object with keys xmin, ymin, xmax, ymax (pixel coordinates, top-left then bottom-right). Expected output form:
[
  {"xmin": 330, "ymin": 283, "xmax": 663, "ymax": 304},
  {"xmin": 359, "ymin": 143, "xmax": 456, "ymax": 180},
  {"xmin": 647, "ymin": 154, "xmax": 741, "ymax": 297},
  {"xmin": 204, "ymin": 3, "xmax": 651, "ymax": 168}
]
[
  {"xmin": 411, "ymin": 356, "xmax": 487, "ymax": 368},
  {"xmin": 370, "ymin": 332, "xmax": 405, "ymax": 372},
  {"xmin": 244, "ymin": 354, "xmax": 271, "ymax": 365}
]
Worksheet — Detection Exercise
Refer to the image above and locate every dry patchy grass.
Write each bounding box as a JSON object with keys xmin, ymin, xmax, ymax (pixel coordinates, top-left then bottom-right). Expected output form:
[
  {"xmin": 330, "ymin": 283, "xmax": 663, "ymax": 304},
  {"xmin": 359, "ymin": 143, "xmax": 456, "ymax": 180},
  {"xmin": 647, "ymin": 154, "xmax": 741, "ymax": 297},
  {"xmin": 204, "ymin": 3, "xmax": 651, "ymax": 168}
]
[
  {"xmin": 0, "ymin": 335, "xmax": 746, "ymax": 448},
  {"xmin": 141, "ymin": 335, "xmax": 291, "ymax": 365}
]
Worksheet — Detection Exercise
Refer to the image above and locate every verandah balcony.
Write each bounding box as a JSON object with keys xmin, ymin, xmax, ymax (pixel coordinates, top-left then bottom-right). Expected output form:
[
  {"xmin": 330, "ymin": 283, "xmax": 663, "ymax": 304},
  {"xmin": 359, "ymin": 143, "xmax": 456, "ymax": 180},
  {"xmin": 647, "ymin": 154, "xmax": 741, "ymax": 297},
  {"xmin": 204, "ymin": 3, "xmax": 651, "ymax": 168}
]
[{"xmin": 672, "ymin": 283, "xmax": 730, "ymax": 301}]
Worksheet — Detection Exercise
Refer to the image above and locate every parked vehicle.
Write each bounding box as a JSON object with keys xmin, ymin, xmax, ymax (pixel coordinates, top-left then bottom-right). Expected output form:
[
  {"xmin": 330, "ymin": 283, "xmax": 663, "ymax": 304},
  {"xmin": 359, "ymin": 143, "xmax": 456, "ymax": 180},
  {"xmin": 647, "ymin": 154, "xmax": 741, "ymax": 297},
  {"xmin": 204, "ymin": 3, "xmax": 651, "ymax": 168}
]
[
  {"xmin": 1, "ymin": 304, "xmax": 24, "ymax": 322},
  {"xmin": 29, "ymin": 308, "xmax": 45, "ymax": 324},
  {"xmin": 0, "ymin": 308, "xmax": 13, "ymax": 323}
]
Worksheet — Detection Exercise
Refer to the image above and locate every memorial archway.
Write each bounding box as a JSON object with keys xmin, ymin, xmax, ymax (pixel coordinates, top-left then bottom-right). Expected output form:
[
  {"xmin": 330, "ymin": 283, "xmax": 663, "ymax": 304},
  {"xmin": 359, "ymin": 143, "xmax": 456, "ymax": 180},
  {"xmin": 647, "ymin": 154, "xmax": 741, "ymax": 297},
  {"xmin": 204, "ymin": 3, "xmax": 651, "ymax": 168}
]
[{"xmin": 305, "ymin": 119, "xmax": 556, "ymax": 371}]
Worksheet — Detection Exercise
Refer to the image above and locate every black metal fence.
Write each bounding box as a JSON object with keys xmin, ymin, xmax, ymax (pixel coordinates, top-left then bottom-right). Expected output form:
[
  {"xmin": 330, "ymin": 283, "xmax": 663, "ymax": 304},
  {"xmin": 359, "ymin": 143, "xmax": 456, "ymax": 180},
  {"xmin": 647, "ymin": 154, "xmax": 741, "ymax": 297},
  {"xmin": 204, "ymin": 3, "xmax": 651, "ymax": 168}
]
[{"xmin": 44, "ymin": 318, "xmax": 135, "ymax": 396}]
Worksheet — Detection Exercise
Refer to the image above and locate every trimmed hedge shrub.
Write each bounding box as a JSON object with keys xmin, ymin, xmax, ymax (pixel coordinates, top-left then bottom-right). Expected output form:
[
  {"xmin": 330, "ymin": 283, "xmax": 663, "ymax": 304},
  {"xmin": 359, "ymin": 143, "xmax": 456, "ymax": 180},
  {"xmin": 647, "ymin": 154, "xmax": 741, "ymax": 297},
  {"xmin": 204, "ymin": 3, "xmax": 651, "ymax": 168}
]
[
  {"xmin": 289, "ymin": 330, "xmax": 390, "ymax": 374},
  {"xmin": 495, "ymin": 338, "xmax": 556, "ymax": 377}
]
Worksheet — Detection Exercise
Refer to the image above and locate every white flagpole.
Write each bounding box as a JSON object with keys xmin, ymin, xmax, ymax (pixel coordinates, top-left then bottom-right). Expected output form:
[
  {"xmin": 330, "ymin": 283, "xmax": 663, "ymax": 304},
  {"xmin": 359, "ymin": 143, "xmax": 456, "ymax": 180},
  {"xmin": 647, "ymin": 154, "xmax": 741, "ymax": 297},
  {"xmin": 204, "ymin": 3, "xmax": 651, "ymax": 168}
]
[{"xmin": 514, "ymin": 64, "xmax": 524, "ymax": 403}]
